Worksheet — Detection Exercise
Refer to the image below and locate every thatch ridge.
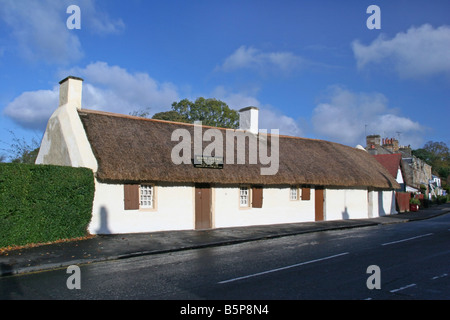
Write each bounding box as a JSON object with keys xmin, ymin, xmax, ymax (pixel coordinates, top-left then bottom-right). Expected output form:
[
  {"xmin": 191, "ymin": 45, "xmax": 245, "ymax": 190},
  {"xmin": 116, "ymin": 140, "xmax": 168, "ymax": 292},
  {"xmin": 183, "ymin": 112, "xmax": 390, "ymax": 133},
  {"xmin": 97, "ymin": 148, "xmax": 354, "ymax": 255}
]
[{"xmin": 78, "ymin": 109, "xmax": 399, "ymax": 189}]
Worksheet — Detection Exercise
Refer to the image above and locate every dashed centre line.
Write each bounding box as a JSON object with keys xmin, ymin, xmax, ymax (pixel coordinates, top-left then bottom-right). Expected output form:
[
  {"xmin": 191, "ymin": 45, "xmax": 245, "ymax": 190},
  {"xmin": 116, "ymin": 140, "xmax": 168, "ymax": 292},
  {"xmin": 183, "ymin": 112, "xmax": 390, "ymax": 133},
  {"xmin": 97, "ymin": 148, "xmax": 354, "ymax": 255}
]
[
  {"xmin": 218, "ymin": 252, "xmax": 349, "ymax": 284},
  {"xmin": 431, "ymin": 273, "xmax": 448, "ymax": 280},
  {"xmin": 389, "ymin": 283, "xmax": 417, "ymax": 293},
  {"xmin": 381, "ymin": 233, "xmax": 434, "ymax": 246}
]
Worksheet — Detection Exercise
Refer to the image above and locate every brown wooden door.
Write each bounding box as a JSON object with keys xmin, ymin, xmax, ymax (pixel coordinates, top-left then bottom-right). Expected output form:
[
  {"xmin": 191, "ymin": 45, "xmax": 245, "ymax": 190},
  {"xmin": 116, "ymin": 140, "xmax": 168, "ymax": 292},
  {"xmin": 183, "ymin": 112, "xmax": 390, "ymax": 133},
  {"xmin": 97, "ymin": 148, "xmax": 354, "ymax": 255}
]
[
  {"xmin": 315, "ymin": 187, "xmax": 324, "ymax": 221},
  {"xmin": 195, "ymin": 185, "xmax": 212, "ymax": 230}
]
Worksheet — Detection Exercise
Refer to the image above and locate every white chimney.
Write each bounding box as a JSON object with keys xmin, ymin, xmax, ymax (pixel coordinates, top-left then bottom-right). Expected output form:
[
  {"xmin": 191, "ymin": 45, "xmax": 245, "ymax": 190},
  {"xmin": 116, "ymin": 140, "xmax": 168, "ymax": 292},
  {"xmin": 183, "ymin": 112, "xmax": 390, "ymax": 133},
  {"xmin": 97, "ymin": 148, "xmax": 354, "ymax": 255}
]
[
  {"xmin": 59, "ymin": 76, "xmax": 84, "ymax": 109},
  {"xmin": 239, "ymin": 106, "xmax": 259, "ymax": 134}
]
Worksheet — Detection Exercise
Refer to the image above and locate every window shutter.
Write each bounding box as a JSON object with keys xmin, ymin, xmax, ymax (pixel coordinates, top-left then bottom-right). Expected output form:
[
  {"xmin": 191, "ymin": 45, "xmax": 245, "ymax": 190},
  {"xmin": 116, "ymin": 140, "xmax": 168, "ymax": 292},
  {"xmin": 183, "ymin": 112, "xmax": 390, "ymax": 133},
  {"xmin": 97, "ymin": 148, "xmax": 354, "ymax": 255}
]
[
  {"xmin": 124, "ymin": 184, "xmax": 139, "ymax": 210},
  {"xmin": 252, "ymin": 186, "xmax": 263, "ymax": 208},
  {"xmin": 302, "ymin": 187, "xmax": 311, "ymax": 200}
]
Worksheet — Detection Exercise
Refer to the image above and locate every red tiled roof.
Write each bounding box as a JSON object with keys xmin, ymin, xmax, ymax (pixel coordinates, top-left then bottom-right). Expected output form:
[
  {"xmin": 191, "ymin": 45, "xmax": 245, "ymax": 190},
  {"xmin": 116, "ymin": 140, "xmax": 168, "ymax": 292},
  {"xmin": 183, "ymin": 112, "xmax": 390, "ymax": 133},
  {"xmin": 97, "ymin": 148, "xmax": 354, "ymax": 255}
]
[{"xmin": 373, "ymin": 153, "xmax": 402, "ymax": 178}]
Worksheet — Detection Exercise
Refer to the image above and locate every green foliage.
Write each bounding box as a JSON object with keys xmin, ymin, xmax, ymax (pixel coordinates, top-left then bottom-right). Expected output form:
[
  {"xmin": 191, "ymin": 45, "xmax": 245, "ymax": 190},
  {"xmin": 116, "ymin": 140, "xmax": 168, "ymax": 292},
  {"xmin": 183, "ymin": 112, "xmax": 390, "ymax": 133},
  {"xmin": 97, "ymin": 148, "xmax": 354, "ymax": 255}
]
[
  {"xmin": 129, "ymin": 107, "xmax": 152, "ymax": 118},
  {"xmin": 413, "ymin": 141, "xmax": 450, "ymax": 180},
  {"xmin": 409, "ymin": 197, "xmax": 421, "ymax": 205},
  {"xmin": 0, "ymin": 163, "xmax": 95, "ymax": 248},
  {"xmin": 436, "ymin": 195, "xmax": 449, "ymax": 204},
  {"xmin": 1, "ymin": 131, "xmax": 40, "ymax": 164},
  {"xmin": 152, "ymin": 110, "xmax": 189, "ymax": 123},
  {"xmin": 152, "ymin": 97, "xmax": 240, "ymax": 129}
]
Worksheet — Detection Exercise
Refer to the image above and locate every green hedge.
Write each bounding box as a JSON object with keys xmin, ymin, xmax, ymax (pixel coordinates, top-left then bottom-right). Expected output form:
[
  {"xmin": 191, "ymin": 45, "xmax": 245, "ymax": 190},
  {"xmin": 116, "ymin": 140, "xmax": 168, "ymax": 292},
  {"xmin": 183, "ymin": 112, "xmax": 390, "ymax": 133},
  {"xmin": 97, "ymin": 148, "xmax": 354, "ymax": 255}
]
[{"xmin": 0, "ymin": 163, "xmax": 94, "ymax": 248}]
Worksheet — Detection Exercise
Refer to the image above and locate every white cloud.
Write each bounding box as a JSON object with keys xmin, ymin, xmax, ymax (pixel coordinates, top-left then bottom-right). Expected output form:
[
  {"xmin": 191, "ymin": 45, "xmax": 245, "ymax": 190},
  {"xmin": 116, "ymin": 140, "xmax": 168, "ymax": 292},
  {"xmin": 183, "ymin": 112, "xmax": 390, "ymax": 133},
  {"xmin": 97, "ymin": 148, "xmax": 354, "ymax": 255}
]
[
  {"xmin": 3, "ymin": 87, "xmax": 59, "ymax": 131},
  {"xmin": 77, "ymin": 0, "xmax": 125, "ymax": 35},
  {"xmin": 3, "ymin": 62, "xmax": 179, "ymax": 130},
  {"xmin": 210, "ymin": 86, "xmax": 260, "ymax": 110},
  {"xmin": 352, "ymin": 24, "xmax": 450, "ymax": 78},
  {"xmin": 217, "ymin": 45, "xmax": 305, "ymax": 75},
  {"xmin": 3, "ymin": 69, "xmax": 304, "ymax": 139},
  {"xmin": 66, "ymin": 62, "xmax": 179, "ymax": 114},
  {"xmin": 259, "ymin": 107, "xmax": 304, "ymax": 137},
  {"xmin": 0, "ymin": 0, "xmax": 82, "ymax": 63},
  {"xmin": 0, "ymin": 0, "xmax": 124, "ymax": 64},
  {"xmin": 311, "ymin": 86, "xmax": 425, "ymax": 148},
  {"xmin": 211, "ymin": 86, "xmax": 303, "ymax": 137}
]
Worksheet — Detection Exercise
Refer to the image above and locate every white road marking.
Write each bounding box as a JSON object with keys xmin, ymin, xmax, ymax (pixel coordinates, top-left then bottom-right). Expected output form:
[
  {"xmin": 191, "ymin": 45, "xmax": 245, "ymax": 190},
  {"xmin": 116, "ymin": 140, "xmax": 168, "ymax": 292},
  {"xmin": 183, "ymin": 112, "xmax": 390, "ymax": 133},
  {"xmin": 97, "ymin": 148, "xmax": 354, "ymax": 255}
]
[
  {"xmin": 431, "ymin": 273, "xmax": 448, "ymax": 280},
  {"xmin": 389, "ymin": 283, "xmax": 416, "ymax": 293},
  {"xmin": 381, "ymin": 233, "xmax": 434, "ymax": 246},
  {"xmin": 218, "ymin": 252, "xmax": 349, "ymax": 284}
]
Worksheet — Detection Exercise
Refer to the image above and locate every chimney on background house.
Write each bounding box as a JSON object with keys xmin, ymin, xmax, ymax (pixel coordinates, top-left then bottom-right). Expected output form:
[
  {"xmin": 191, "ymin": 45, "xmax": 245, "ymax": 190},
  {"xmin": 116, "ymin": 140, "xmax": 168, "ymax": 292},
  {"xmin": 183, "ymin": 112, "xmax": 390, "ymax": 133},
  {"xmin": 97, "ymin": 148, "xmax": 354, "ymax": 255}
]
[
  {"xmin": 366, "ymin": 134, "xmax": 381, "ymax": 149},
  {"xmin": 59, "ymin": 76, "xmax": 84, "ymax": 109},
  {"xmin": 239, "ymin": 106, "xmax": 259, "ymax": 134}
]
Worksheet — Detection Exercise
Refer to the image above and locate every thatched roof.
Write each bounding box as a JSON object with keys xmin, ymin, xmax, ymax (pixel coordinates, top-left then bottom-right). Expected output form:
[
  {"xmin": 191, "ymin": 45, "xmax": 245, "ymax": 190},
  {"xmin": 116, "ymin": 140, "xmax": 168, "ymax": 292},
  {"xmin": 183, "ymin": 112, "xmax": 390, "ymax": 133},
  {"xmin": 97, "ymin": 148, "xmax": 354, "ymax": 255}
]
[{"xmin": 78, "ymin": 109, "xmax": 399, "ymax": 189}]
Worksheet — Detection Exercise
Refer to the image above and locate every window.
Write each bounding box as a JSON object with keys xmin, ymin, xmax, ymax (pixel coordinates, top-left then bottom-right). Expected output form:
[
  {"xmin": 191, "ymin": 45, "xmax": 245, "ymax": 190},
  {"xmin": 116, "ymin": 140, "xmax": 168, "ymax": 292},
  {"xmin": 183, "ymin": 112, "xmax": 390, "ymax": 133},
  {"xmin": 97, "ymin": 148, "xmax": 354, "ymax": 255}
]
[
  {"xmin": 140, "ymin": 185, "xmax": 154, "ymax": 209},
  {"xmin": 290, "ymin": 187, "xmax": 299, "ymax": 201},
  {"xmin": 124, "ymin": 184, "xmax": 156, "ymax": 210},
  {"xmin": 240, "ymin": 187, "xmax": 250, "ymax": 207}
]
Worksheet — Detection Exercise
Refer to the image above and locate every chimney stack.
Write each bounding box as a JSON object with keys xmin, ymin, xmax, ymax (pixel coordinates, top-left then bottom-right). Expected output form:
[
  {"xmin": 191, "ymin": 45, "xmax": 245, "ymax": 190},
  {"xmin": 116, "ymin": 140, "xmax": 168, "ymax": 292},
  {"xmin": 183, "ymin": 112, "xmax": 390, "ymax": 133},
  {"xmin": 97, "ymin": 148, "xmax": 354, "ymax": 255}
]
[
  {"xmin": 239, "ymin": 106, "xmax": 259, "ymax": 134},
  {"xmin": 59, "ymin": 76, "xmax": 84, "ymax": 110},
  {"xmin": 366, "ymin": 134, "xmax": 381, "ymax": 148}
]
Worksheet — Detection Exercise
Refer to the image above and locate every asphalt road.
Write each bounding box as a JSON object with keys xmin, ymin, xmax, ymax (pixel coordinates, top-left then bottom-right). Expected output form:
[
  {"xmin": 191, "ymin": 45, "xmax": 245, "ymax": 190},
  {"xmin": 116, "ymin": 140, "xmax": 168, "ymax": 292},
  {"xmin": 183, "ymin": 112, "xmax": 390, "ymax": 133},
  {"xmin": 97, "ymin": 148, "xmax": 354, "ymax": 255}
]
[{"xmin": 1, "ymin": 213, "xmax": 449, "ymax": 303}]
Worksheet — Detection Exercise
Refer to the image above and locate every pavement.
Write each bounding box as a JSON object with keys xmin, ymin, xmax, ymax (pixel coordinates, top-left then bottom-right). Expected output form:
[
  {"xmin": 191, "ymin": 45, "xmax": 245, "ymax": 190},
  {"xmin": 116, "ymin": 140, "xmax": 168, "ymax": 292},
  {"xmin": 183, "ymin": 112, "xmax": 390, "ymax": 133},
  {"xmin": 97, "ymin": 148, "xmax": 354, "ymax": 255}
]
[{"xmin": 1, "ymin": 203, "xmax": 449, "ymax": 277}]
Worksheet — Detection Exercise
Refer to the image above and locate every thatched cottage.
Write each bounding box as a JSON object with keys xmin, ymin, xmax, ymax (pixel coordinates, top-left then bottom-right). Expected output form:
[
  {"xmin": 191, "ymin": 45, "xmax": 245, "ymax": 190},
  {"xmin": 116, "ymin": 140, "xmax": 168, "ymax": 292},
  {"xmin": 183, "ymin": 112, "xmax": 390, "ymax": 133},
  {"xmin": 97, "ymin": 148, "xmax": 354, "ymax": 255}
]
[{"xmin": 36, "ymin": 76, "xmax": 399, "ymax": 234}]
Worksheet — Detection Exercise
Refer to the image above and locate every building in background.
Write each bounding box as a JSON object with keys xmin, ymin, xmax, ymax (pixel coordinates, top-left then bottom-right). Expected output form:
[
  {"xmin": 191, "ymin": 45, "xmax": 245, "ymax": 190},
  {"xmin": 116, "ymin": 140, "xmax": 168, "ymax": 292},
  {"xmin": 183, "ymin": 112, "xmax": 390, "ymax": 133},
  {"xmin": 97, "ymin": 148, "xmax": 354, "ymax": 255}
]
[{"xmin": 366, "ymin": 135, "xmax": 432, "ymax": 195}]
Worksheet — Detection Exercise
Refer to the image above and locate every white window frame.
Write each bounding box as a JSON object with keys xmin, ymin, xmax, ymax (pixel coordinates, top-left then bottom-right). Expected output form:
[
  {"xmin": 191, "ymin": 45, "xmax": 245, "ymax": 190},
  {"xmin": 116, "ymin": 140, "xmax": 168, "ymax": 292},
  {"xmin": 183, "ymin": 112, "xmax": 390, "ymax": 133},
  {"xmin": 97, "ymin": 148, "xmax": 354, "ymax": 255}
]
[
  {"xmin": 139, "ymin": 184, "xmax": 155, "ymax": 209},
  {"xmin": 240, "ymin": 187, "xmax": 250, "ymax": 207},
  {"xmin": 290, "ymin": 186, "xmax": 299, "ymax": 201}
]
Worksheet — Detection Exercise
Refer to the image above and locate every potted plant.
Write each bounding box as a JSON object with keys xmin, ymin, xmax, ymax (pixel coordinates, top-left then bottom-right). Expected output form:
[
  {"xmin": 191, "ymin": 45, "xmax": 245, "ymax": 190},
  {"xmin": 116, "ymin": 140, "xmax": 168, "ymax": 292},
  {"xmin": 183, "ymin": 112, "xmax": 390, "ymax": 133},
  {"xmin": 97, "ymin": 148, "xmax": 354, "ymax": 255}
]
[{"xmin": 410, "ymin": 198, "xmax": 420, "ymax": 212}]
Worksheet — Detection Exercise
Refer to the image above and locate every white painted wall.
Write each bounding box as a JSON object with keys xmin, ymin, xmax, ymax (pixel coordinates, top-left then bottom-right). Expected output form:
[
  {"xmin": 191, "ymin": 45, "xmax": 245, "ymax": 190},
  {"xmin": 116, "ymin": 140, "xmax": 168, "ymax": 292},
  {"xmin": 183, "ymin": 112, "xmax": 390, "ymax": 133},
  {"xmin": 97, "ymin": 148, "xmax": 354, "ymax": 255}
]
[
  {"xmin": 90, "ymin": 184, "xmax": 319, "ymax": 234},
  {"xmin": 368, "ymin": 190, "xmax": 378, "ymax": 218},
  {"xmin": 343, "ymin": 189, "xmax": 397, "ymax": 220},
  {"xmin": 36, "ymin": 77, "xmax": 97, "ymax": 170},
  {"xmin": 214, "ymin": 185, "xmax": 316, "ymax": 228},
  {"xmin": 89, "ymin": 181, "xmax": 195, "ymax": 234},
  {"xmin": 36, "ymin": 102, "xmax": 97, "ymax": 170},
  {"xmin": 377, "ymin": 190, "xmax": 397, "ymax": 216},
  {"xmin": 396, "ymin": 168, "xmax": 404, "ymax": 184},
  {"xmin": 324, "ymin": 188, "xmax": 369, "ymax": 220},
  {"xmin": 239, "ymin": 107, "xmax": 259, "ymax": 134},
  {"xmin": 89, "ymin": 184, "xmax": 398, "ymax": 234}
]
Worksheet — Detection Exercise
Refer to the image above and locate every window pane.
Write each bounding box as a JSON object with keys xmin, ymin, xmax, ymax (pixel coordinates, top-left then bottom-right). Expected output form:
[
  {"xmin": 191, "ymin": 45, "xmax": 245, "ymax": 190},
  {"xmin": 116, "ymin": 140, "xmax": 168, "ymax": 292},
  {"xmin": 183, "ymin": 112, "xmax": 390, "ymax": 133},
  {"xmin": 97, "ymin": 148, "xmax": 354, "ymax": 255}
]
[
  {"xmin": 240, "ymin": 187, "xmax": 248, "ymax": 207},
  {"xmin": 140, "ymin": 185, "xmax": 153, "ymax": 208},
  {"xmin": 290, "ymin": 187, "xmax": 298, "ymax": 200}
]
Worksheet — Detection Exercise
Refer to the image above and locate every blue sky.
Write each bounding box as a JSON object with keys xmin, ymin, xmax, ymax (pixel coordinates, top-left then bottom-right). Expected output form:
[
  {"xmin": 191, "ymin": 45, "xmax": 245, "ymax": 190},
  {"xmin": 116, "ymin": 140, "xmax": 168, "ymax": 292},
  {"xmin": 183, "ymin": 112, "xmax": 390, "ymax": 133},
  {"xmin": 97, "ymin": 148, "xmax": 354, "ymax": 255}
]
[{"xmin": 0, "ymin": 0, "xmax": 449, "ymax": 160}]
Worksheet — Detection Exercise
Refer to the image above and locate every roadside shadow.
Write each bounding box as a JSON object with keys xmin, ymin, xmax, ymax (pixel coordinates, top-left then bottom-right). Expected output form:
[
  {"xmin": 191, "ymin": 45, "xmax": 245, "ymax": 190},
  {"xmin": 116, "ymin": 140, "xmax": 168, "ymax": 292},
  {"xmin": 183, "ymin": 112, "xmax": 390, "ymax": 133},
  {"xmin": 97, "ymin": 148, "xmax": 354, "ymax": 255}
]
[
  {"xmin": 96, "ymin": 206, "xmax": 111, "ymax": 234},
  {"xmin": 0, "ymin": 263, "xmax": 23, "ymax": 299},
  {"xmin": 341, "ymin": 206, "xmax": 349, "ymax": 220},
  {"xmin": 378, "ymin": 192, "xmax": 386, "ymax": 216}
]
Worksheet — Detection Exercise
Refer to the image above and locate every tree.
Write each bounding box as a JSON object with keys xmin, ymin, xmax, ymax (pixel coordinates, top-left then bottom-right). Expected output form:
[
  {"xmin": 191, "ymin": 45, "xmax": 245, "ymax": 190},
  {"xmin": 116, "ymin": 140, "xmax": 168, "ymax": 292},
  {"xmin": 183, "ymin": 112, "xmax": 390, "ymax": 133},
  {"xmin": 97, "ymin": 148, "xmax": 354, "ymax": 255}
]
[
  {"xmin": 152, "ymin": 110, "xmax": 189, "ymax": 123},
  {"xmin": 152, "ymin": 97, "xmax": 239, "ymax": 129},
  {"xmin": 129, "ymin": 107, "xmax": 151, "ymax": 118},
  {"xmin": 0, "ymin": 131, "xmax": 40, "ymax": 164},
  {"xmin": 413, "ymin": 141, "xmax": 450, "ymax": 179},
  {"xmin": 423, "ymin": 141, "xmax": 449, "ymax": 162},
  {"xmin": 412, "ymin": 148, "xmax": 434, "ymax": 164}
]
